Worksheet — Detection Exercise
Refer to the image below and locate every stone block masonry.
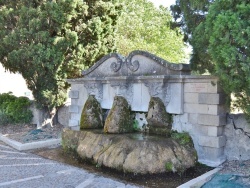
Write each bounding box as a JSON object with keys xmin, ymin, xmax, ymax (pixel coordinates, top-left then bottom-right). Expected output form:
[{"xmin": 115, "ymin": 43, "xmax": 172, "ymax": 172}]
[
  {"xmin": 198, "ymin": 114, "xmax": 226, "ymax": 126},
  {"xmin": 173, "ymin": 76, "xmax": 227, "ymax": 167},
  {"xmin": 67, "ymin": 51, "xmax": 228, "ymax": 167}
]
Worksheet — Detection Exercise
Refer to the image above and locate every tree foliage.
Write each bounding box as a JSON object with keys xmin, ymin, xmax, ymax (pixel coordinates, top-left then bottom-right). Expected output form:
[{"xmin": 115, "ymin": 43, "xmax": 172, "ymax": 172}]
[
  {"xmin": 205, "ymin": 1, "xmax": 250, "ymax": 115},
  {"xmin": 171, "ymin": 0, "xmax": 214, "ymax": 72},
  {"xmin": 0, "ymin": 0, "xmax": 119, "ymax": 111},
  {"xmin": 116, "ymin": 0, "xmax": 187, "ymax": 63},
  {"xmin": 171, "ymin": 0, "xmax": 250, "ymax": 116}
]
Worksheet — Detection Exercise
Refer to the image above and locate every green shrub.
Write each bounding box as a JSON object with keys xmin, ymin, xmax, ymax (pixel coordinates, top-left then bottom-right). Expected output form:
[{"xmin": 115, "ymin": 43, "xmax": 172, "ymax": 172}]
[
  {"xmin": 0, "ymin": 92, "xmax": 33, "ymax": 124},
  {"xmin": 0, "ymin": 109, "xmax": 10, "ymax": 125},
  {"xmin": 0, "ymin": 92, "xmax": 16, "ymax": 110}
]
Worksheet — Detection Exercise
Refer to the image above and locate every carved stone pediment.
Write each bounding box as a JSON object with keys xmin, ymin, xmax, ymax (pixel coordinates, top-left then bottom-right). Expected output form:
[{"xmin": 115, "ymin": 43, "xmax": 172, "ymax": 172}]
[
  {"xmin": 108, "ymin": 80, "xmax": 133, "ymax": 105},
  {"xmin": 84, "ymin": 81, "xmax": 103, "ymax": 102},
  {"xmin": 82, "ymin": 50, "xmax": 190, "ymax": 77}
]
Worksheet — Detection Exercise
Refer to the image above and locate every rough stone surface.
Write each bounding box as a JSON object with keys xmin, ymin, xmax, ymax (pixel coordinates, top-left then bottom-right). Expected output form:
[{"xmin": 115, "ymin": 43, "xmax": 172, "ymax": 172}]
[
  {"xmin": 80, "ymin": 95, "xmax": 103, "ymax": 129},
  {"xmin": 57, "ymin": 105, "xmax": 69, "ymax": 126},
  {"xmin": 62, "ymin": 129, "xmax": 197, "ymax": 174},
  {"xmin": 62, "ymin": 128, "xmax": 80, "ymax": 152},
  {"xmin": 147, "ymin": 97, "xmax": 172, "ymax": 127},
  {"xmin": 104, "ymin": 96, "xmax": 133, "ymax": 133},
  {"xmin": 224, "ymin": 114, "xmax": 250, "ymax": 161},
  {"xmin": 148, "ymin": 127, "xmax": 171, "ymax": 137},
  {"xmin": 147, "ymin": 97, "xmax": 172, "ymax": 135},
  {"xmin": 29, "ymin": 103, "xmax": 48, "ymax": 128}
]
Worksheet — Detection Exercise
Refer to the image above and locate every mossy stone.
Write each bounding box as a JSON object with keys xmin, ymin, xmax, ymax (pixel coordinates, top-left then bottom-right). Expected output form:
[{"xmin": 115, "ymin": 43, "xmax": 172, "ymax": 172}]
[
  {"xmin": 149, "ymin": 126, "xmax": 171, "ymax": 137},
  {"xmin": 147, "ymin": 97, "xmax": 172, "ymax": 135},
  {"xmin": 165, "ymin": 162, "xmax": 173, "ymax": 172},
  {"xmin": 80, "ymin": 95, "xmax": 103, "ymax": 130},
  {"xmin": 104, "ymin": 96, "xmax": 133, "ymax": 133},
  {"xmin": 171, "ymin": 131, "xmax": 194, "ymax": 147}
]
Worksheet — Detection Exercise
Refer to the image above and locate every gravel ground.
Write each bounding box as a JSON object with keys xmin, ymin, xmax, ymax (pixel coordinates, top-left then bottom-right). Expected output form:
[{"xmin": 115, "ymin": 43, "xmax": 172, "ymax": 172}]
[
  {"xmin": 202, "ymin": 160, "xmax": 250, "ymax": 187},
  {"xmin": 219, "ymin": 160, "xmax": 250, "ymax": 176},
  {"xmin": 0, "ymin": 123, "xmax": 63, "ymax": 143}
]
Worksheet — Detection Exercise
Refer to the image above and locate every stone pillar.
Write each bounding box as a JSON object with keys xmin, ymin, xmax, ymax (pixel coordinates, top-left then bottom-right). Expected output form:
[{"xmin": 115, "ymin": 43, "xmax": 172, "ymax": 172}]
[
  {"xmin": 180, "ymin": 76, "xmax": 227, "ymax": 167},
  {"xmin": 67, "ymin": 80, "xmax": 89, "ymax": 130}
]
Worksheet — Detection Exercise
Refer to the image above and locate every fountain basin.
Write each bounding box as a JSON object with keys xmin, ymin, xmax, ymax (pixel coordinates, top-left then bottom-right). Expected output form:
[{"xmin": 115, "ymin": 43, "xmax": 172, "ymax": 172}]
[{"xmin": 62, "ymin": 128, "xmax": 197, "ymax": 174}]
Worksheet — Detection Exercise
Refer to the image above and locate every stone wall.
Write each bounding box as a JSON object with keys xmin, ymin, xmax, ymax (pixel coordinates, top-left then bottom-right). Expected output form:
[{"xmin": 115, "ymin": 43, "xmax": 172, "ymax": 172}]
[
  {"xmin": 172, "ymin": 76, "xmax": 227, "ymax": 167},
  {"xmin": 224, "ymin": 114, "xmax": 250, "ymax": 161},
  {"xmin": 173, "ymin": 104, "xmax": 250, "ymax": 167}
]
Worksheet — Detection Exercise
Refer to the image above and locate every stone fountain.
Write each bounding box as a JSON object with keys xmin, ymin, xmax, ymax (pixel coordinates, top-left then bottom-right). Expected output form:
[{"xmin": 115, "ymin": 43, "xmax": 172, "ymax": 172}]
[{"xmin": 62, "ymin": 50, "xmax": 197, "ymax": 174}]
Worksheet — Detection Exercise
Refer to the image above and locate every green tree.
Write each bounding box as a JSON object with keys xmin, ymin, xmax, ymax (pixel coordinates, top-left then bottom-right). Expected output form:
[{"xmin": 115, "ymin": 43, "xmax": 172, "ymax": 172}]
[
  {"xmin": 171, "ymin": 0, "xmax": 214, "ymax": 72},
  {"xmin": 0, "ymin": 0, "xmax": 119, "ymax": 112},
  {"xmin": 116, "ymin": 0, "xmax": 187, "ymax": 63},
  {"xmin": 171, "ymin": 0, "xmax": 250, "ymax": 117},
  {"xmin": 204, "ymin": 1, "xmax": 250, "ymax": 115}
]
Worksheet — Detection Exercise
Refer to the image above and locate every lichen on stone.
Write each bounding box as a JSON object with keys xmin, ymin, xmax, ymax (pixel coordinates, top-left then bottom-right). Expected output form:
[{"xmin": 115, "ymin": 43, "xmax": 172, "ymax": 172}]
[
  {"xmin": 147, "ymin": 97, "xmax": 172, "ymax": 135},
  {"xmin": 80, "ymin": 95, "xmax": 103, "ymax": 130},
  {"xmin": 104, "ymin": 96, "xmax": 133, "ymax": 133},
  {"xmin": 149, "ymin": 126, "xmax": 171, "ymax": 137},
  {"xmin": 61, "ymin": 128, "xmax": 80, "ymax": 153}
]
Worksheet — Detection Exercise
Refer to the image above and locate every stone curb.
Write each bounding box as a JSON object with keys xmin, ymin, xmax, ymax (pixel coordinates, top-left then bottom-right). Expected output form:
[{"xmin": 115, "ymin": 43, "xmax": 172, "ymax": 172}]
[
  {"xmin": 177, "ymin": 167, "xmax": 221, "ymax": 188},
  {"xmin": 0, "ymin": 133, "xmax": 61, "ymax": 151}
]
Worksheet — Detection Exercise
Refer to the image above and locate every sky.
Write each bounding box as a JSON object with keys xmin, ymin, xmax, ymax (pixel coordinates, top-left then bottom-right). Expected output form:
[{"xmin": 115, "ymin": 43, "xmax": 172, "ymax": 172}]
[{"xmin": 148, "ymin": 0, "xmax": 176, "ymax": 8}]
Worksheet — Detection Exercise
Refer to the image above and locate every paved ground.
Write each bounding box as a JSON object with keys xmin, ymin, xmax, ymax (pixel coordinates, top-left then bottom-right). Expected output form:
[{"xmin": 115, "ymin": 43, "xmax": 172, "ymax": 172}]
[{"xmin": 0, "ymin": 142, "xmax": 139, "ymax": 188}]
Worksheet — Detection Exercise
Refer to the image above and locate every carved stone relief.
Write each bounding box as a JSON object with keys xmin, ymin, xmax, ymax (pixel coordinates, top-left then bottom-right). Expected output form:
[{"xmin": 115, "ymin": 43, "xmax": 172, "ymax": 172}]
[
  {"xmin": 143, "ymin": 81, "xmax": 163, "ymax": 98},
  {"xmin": 143, "ymin": 81, "xmax": 172, "ymax": 108},
  {"xmin": 126, "ymin": 60, "xmax": 140, "ymax": 72},
  {"xmin": 82, "ymin": 53, "xmax": 124, "ymax": 77},
  {"xmin": 110, "ymin": 60, "xmax": 122, "ymax": 72},
  {"xmin": 164, "ymin": 84, "xmax": 171, "ymax": 106},
  {"xmin": 84, "ymin": 82, "xmax": 103, "ymax": 102},
  {"xmin": 110, "ymin": 81, "xmax": 133, "ymax": 105},
  {"xmin": 82, "ymin": 50, "xmax": 191, "ymax": 78}
]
